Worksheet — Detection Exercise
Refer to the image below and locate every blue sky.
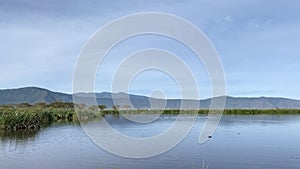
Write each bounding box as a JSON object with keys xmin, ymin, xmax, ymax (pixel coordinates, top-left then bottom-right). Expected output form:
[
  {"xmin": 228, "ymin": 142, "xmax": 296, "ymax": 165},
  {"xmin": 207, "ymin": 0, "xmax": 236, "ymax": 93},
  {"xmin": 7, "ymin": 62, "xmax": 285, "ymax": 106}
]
[{"xmin": 0, "ymin": 0, "xmax": 300, "ymax": 99}]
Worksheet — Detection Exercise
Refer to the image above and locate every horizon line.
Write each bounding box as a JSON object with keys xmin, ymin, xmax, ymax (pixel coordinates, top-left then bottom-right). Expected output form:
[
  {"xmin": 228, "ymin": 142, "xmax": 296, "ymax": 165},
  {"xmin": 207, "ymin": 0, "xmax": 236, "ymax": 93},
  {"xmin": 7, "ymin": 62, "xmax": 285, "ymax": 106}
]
[{"xmin": 0, "ymin": 86, "xmax": 299, "ymax": 101}]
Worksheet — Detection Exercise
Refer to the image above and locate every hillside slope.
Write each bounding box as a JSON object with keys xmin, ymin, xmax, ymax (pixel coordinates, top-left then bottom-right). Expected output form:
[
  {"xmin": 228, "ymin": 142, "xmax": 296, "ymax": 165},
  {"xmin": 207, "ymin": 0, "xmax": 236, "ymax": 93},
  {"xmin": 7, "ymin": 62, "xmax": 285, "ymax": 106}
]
[{"xmin": 1, "ymin": 87, "xmax": 300, "ymax": 109}]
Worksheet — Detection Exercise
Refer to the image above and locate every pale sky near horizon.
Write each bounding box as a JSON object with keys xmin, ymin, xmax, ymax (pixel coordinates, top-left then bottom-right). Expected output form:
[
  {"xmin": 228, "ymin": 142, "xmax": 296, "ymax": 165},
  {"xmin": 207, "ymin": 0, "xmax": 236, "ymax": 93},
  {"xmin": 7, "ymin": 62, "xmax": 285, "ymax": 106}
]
[{"xmin": 0, "ymin": 0, "xmax": 300, "ymax": 99}]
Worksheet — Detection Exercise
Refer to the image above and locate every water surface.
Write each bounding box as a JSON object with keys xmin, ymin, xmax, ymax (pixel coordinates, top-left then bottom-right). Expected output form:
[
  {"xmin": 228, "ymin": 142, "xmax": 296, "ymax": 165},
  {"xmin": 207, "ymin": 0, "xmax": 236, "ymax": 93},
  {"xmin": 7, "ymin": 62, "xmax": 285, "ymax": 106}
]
[{"xmin": 1, "ymin": 115, "xmax": 300, "ymax": 169}]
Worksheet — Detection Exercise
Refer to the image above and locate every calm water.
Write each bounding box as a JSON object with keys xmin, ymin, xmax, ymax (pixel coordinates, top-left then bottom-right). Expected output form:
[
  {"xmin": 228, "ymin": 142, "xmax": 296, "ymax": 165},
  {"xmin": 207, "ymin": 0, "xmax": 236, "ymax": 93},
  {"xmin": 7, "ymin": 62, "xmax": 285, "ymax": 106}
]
[{"xmin": 1, "ymin": 115, "xmax": 300, "ymax": 169}]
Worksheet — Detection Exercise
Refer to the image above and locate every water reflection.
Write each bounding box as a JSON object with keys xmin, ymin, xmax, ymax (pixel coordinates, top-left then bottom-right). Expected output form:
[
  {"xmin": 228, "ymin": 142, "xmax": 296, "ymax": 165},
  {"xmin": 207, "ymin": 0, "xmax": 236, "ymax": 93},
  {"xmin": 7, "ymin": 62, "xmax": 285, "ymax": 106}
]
[
  {"xmin": 0, "ymin": 115, "xmax": 300, "ymax": 169},
  {"xmin": 0, "ymin": 130, "xmax": 40, "ymax": 141}
]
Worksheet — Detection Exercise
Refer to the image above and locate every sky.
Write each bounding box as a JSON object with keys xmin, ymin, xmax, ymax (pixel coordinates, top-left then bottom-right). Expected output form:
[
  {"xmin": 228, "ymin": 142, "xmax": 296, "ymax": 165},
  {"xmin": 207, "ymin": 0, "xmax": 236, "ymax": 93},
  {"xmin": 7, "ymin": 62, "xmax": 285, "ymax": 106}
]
[{"xmin": 0, "ymin": 0, "xmax": 300, "ymax": 99}]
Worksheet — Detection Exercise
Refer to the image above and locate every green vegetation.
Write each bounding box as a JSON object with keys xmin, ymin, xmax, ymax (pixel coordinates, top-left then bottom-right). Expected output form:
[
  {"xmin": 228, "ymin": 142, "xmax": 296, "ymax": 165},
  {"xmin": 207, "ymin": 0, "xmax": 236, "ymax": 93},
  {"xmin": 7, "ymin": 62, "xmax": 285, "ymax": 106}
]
[
  {"xmin": 221, "ymin": 109, "xmax": 300, "ymax": 115},
  {"xmin": 98, "ymin": 105, "xmax": 107, "ymax": 110},
  {"xmin": 0, "ymin": 107, "xmax": 76, "ymax": 131},
  {"xmin": 122, "ymin": 109, "xmax": 300, "ymax": 115},
  {"xmin": 1, "ymin": 102, "xmax": 300, "ymax": 132}
]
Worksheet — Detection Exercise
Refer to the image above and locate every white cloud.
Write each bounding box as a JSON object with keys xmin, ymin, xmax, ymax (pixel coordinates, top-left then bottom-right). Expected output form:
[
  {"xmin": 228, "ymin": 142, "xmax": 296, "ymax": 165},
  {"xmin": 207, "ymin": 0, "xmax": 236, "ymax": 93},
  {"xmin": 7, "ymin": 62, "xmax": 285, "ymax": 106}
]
[
  {"xmin": 224, "ymin": 16, "xmax": 232, "ymax": 22},
  {"xmin": 0, "ymin": 0, "xmax": 300, "ymax": 99}
]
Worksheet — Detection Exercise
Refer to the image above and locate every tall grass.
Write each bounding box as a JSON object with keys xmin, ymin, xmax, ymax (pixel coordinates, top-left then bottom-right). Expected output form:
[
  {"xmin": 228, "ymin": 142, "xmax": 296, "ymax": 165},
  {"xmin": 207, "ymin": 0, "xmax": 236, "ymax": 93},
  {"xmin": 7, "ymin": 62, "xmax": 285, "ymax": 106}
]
[
  {"xmin": 0, "ymin": 107, "xmax": 78, "ymax": 131},
  {"xmin": 1, "ymin": 101, "xmax": 300, "ymax": 131},
  {"xmin": 221, "ymin": 109, "xmax": 300, "ymax": 115}
]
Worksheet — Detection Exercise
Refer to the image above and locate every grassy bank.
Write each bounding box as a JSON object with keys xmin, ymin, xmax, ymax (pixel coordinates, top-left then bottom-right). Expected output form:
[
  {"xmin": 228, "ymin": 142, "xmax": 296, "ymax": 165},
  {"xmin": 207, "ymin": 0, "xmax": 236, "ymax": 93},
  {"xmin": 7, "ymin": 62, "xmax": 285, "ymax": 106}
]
[
  {"xmin": 215, "ymin": 109, "xmax": 300, "ymax": 115},
  {"xmin": 0, "ymin": 107, "xmax": 77, "ymax": 131},
  {"xmin": 1, "ymin": 102, "xmax": 300, "ymax": 131},
  {"xmin": 131, "ymin": 109, "xmax": 300, "ymax": 115}
]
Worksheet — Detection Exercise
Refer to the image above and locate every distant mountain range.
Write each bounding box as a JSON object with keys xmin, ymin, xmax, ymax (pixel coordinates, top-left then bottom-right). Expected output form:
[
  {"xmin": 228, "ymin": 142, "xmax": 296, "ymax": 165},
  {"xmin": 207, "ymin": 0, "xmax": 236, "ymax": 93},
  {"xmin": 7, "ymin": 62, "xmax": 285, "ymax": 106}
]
[{"xmin": 1, "ymin": 87, "xmax": 300, "ymax": 109}]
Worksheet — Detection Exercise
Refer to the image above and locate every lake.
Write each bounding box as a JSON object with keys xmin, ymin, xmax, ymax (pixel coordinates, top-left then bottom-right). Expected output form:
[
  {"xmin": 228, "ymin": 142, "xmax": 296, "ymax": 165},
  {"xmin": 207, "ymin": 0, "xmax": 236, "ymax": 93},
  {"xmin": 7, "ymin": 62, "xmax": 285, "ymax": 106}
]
[{"xmin": 1, "ymin": 115, "xmax": 300, "ymax": 169}]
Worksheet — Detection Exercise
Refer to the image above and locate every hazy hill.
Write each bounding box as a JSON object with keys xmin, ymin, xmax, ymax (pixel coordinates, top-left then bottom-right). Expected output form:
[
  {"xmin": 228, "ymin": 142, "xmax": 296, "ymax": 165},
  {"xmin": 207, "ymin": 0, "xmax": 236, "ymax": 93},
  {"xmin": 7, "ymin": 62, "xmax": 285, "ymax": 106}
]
[
  {"xmin": 1, "ymin": 87, "xmax": 300, "ymax": 109},
  {"xmin": 0, "ymin": 87, "xmax": 72, "ymax": 105}
]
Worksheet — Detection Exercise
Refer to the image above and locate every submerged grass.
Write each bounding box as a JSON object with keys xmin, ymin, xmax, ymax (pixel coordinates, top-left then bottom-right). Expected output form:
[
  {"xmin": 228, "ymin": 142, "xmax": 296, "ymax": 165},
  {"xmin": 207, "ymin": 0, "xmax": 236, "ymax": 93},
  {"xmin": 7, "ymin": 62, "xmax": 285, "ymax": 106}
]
[{"xmin": 1, "ymin": 102, "xmax": 300, "ymax": 132}]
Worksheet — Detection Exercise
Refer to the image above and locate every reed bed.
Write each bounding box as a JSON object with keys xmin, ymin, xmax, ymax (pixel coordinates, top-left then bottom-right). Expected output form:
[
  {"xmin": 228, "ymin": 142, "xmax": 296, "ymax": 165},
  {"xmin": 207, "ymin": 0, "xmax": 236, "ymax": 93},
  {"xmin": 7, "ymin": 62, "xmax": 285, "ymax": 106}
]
[{"xmin": 1, "ymin": 102, "xmax": 300, "ymax": 131}]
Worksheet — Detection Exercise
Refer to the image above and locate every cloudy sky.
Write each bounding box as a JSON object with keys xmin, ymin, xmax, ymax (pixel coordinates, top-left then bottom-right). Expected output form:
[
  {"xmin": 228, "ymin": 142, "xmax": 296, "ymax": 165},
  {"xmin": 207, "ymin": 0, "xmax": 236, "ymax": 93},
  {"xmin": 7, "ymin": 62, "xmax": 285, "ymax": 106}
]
[{"xmin": 1, "ymin": 0, "xmax": 300, "ymax": 99}]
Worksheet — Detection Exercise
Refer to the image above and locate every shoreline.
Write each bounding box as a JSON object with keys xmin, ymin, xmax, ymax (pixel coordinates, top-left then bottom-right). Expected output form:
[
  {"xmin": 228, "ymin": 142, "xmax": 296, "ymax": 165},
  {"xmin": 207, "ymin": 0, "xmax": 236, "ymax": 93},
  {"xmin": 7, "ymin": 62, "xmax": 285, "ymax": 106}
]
[{"xmin": 1, "ymin": 107, "xmax": 300, "ymax": 132}]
